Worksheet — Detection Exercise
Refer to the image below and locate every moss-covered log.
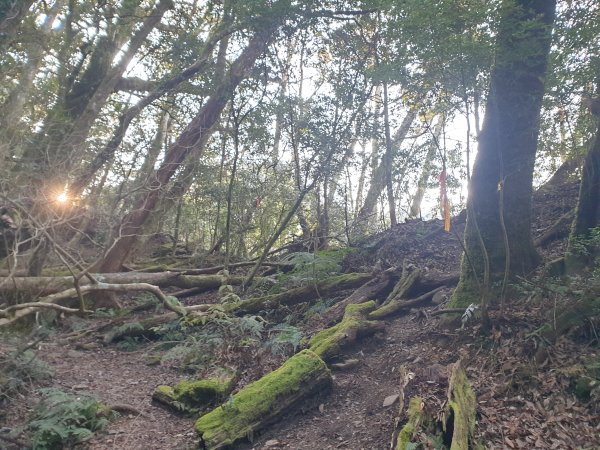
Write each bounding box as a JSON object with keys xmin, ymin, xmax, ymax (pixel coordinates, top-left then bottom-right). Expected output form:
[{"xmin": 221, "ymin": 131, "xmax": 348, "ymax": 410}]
[
  {"xmin": 308, "ymin": 301, "xmax": 385, "ymax": 362},
  {"xmin": 368, "ymin": 287, "xmax": 444, "ymax": 320},
  {"xmin": 153, "ymin": 372, "xmax": 236, "ymax": 415},
  {"xmin": 103, "ymin": 306, "xmax": 209, "ymax": 343},
  {"xmin": 396, "ymin": 397, "xmax": 424, "ymax": 450},
  {"xmin": 195, "ymin": 349, "xmax": 332, "ymax": 449},
  {"xmin": 308, "ymin": 268, "xmax": 398, "ymax": 329},
  {"xmin": 229, "ymin": 273, "xmax": 372, "ymax": 315}
]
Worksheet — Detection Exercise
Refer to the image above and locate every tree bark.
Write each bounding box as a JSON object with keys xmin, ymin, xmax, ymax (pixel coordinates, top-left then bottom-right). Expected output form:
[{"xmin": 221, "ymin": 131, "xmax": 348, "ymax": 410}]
[
  {"xmin": 566, "ymin": 116, "xmax": 600, "ymax": 266},
  {"xmin": 451, "ymin": 0, "xmax": 557, "ymax": 307},
  {"xmin": 353, "ymin": 107, "xmax": 417, "ymax": 235},
  {"xmin": 409, "ymin": 117, "xmax": 443, "ymax": 218},
  {"xmin": 96, "ymin": 24, "xmax": 280, "ymax": 272}
]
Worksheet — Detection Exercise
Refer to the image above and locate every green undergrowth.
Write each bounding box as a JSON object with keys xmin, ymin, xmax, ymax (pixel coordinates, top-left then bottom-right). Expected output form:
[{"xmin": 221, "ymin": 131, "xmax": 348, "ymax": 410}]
[
  {"xmin": 271, "ymin": 248, "xmax": 354, "ymax": 293},
  {"xmin": 0, "ymin": 347, "xmax": 53, "ymax": 402},
  {"xmin": 23, "ymin": 389, "xmax": 113, "ymax": 450}
]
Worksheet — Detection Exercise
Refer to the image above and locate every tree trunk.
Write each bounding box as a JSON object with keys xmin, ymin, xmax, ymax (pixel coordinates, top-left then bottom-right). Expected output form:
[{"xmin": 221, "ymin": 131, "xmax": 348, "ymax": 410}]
[
  {"xmin": 451, "ymin": 0, "xmax": 557, "ymax": 307},
  {"xmin": 382, "ymin": 82, "xmax": 397, "ymax": 226},
  {"xmin": 353, "ymin": 107, "xmax": 417, "ymax": 236},
  {"xmin": 409, "ymin": 117, "xmax": 443, "ymax": 218},
  {"xmin": 96, "ymin": 24, "xmax": 279, "ymax": 272},
  {"xmin": 566, "ymin": 116, "xmax": 600, "ymax": 267}
]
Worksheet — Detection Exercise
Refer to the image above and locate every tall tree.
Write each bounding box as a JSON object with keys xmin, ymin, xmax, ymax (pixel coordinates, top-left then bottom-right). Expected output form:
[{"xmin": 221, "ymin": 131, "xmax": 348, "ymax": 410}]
[
  {"xmin": 96, "ymin": 18, "xmax": 283, "ymax": 272},
  {"xmin": 450, "ymin": 0, "xmax": 557, "ymax": 307}
]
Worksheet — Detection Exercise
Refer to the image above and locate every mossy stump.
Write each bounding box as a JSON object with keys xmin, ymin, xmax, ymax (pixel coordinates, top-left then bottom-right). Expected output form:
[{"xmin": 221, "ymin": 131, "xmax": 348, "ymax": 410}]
[
  {"xmin": 395, "ymin": 361, "xmax": 477, "ymax": 450},
  {"xmin": 308, "ymin": 301, "xmax": 385, "ymax": 362},
  {"xmin": 153, "ymin": 373, "xmax": 235, "ymax": 415},
  {"xmin": 195, "ymin": 349, "xmax": 332, "ymax": 449}
]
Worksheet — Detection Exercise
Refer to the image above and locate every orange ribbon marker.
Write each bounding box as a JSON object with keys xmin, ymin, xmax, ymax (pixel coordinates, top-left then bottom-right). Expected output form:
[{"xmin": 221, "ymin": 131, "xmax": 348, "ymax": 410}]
[{"xmin": 439, "ymin": 170, "xmax": 451, "ymax": 232}]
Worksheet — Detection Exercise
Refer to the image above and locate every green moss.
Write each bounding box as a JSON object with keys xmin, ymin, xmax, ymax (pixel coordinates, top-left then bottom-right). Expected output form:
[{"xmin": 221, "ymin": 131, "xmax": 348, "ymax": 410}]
[
  {"xmin": 155, "ymin": 385, "xmax": 176, "ymax": 400},
  {"xmin": 153, "ymin": 372, "xmax": 235, "ymax": 415},
  {"xmin": 174, "ymin": 378, "xmax": 231, "ymax": 405},
  {"xmin": 447, "ymin": 364, "xmax": 476, "ymax": 450},
  {"xmin": 232, "ymin": 273, "xmax": 372, "ymax": 315},
  {"xmin": 308, "ymin": 301, "xmax": 379, "ymax": 361},
  {"xmin": 195, "ymin": 349, "xmax": 331, "ymax": 448},
  {"xmin": 396, "ymin": 397, "xmax": 423, "ymax": 450},
  {"xmin": 448, "ymin": 274, "xmax": 481, "ymax": 308}
]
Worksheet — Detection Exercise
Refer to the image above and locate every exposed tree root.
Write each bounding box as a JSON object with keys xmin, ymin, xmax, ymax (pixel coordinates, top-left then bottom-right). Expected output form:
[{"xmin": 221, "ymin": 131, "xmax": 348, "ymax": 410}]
[
  {"xmin": 229, "ymin": 272, "xmax": 373, "ymax": 315},
  {"xmin": 368, "ymin": 287, "xmax": 444, "ymax": 320},
  {"xmin": 533, "ymin": 209, "xmax": 575, "ymax": 247},
  {"xmin": 308, "ymin": 301, "xmax": 385, "ymax": 362}
]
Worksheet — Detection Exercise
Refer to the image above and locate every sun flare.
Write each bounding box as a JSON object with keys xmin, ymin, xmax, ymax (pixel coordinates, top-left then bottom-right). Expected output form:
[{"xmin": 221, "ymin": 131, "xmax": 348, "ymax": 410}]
[{"xmin": 56, "ymin": 192, "xmax": 69, "ymax": 203}]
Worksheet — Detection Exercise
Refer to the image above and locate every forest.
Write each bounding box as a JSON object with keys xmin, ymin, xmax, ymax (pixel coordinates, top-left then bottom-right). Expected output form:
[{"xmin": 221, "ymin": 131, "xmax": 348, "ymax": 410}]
[{"xmin": 0, "ymin": 0, "xmax": 599, "ymax": 448}]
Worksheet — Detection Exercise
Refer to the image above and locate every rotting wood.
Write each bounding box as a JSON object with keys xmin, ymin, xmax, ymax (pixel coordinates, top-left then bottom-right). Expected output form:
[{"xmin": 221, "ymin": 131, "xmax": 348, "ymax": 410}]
[
  {"xmin": 446, "ymin": 361, "xmax": 477, "ymax": 450},
  {"xmin": 395, "ymin": 361, "xmax": 476, "ymax": 450},
  {"xmin": 383, "ymin": 267, "xmax": 420, "ymax": 305},
  {"xmin": 308, "ymin": 301, "xmax": 385, "ymax": 362},
  {"xmin": 390, "ymin": 366, "xmax": 415, "ymax": 449},
  {"xmin": 103, "ymin": 305, "xmax": 210, "ymax": 344},
  {"xmin": 0, "ymin": 271, "xmax": 257, "ymax": 297},
  {"xmin": 307, "ymin": 267, "xmax": 399, "ymax": 328},
  {"xmin": 195, "ymin": 349, "xmax": 332, "ymax": 450},
  {"xmin": 0, "ymin": 282, "xmax": 197, "ymax": 327}
]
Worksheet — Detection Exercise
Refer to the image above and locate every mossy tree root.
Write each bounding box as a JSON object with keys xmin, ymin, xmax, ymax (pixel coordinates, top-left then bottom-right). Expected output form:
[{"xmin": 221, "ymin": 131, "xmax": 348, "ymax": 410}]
[
  {"xmin": 195, "ymin": 349, "xmax": 332, "ymax": 450},
  {"xmin": 308, "ymin": 301, "xmax": 385, "ymax": 362},
  {"xmin": 368, "ymin": 286, "xmax": 444, "ymax": 320},
  {"xmin": 229, "ymin": 273, "xmax": 373, "ymax": 315}
]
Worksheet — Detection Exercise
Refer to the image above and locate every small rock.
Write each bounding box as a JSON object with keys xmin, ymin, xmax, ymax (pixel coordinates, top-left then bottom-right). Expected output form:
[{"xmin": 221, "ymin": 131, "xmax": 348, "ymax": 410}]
[
  {"xmin": 382, "ymin": 394, "xmax": 399, "ymax": 408},
  {"xmin": 264, "ymin": 439, "xmax": 281, "ymax": 448},
  {"xmin": 318, "ymin": 403, "xmax": 325, "ymax": 414}
]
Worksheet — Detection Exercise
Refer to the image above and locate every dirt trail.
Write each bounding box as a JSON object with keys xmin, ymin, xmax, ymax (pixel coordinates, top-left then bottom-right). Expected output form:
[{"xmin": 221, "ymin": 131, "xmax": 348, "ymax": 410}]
[{"xmin": 2, "ymin": 181, "xmax": 598, "ymax": 450}]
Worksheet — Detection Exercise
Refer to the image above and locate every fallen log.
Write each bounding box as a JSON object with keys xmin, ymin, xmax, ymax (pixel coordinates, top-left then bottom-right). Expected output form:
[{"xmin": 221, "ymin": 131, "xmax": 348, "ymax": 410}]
[
  {"xmin": 384, "ymin": 267, "xmax": 420, "ymax": 305},
  {"xmin": 308, "ymin": 301, "xmax": 385, "ymax": 362},
  {"xmin": 308, "ymin": 267, "xmax": 399, "ymax": 328},
  {"xmin": 228, "ymin": 272, "xmax": 373, "ymax": 315},
  {"xmin": 195, "ymin": 349, "xmax": 332, "ymax": 449},
  {"xmin": 0, "ymin": 272, "xmax": 255, "ymax": 297},
  {"xmin": 368, "ymin": 286, "xmax": 445, "ymax": 320},
  {"xmin": 0, "ymin": 282, "xmax": 194, "ymax": 327},
  {"xmin": 103, "ymin": 305, "xmax": 210, "ymax": 344},
  {"xmin": 153, "ymin": 371, "xmax": 236, "ymax": 415}
]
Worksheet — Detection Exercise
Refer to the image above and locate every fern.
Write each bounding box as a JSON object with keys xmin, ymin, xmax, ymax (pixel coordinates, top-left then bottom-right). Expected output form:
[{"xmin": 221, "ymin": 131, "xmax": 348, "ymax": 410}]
[
  {"xmin": 26, "ymin": 389, "xmax": 110, "ymax": 450},
  {"xmin": 0, "ymin": 349, "xmax": 53, "ymax": 401},
  {"xmin": 265, "ymin": 324, "xmax": 303, "ymax": 356}
]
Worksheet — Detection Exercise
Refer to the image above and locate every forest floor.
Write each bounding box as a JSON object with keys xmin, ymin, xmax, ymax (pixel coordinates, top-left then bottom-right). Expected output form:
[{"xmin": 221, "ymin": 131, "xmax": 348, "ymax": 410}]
[{"xmin": 2, "ymin": 180, "xmax": 599, "ymax": 450}]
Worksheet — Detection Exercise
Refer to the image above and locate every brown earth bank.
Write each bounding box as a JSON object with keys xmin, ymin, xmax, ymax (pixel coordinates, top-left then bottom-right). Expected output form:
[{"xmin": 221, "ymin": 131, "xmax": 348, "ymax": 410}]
[{"xmin": 1, "ymin": 180, "xmax": 598, "ymax": 450}]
